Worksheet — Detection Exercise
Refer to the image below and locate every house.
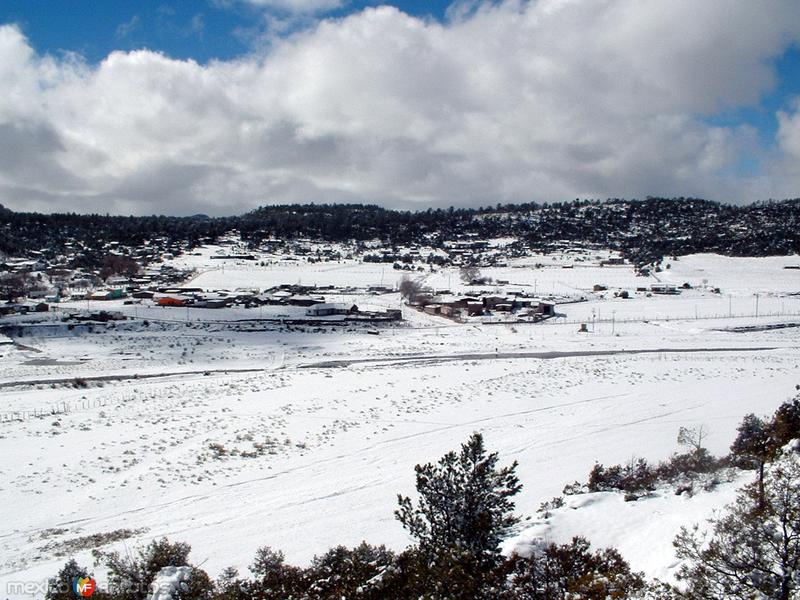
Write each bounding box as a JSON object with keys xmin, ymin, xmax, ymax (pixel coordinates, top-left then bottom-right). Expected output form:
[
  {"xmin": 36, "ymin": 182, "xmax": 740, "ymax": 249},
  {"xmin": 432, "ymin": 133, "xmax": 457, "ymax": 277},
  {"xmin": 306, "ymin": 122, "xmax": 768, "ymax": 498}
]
[
  {"xmin": 482, "ymin": 296, "xmax": 508, "ymax": 310},
  {"xmin": 87, "ymin": 290, "xmax": 117, "ymax": 301},
  {"xmin": 514, "ymin": 297, "xmax": 535, "ymax": 309},
  {"xmin": 157, "ymin": 296, "xmax": 187, "ymax": 307},
  {"xmin": 463, "ymin": 301, "xmax": 484, "ymax": 316},
  {"xmin": 193, "ymin": 299, "xmax": 229, "ymax": 309},
  {"xmin": 440, "ymin": 305, "xmax": 457, "ymax": 317},
  {"xmin": 19, "ymin": 302, "xmax": 49, "ymax": 313},
  {"xmin": 132, "ymin": 290, "xmax": 155, "ymax": 299},
  {"xmin": 601, "ymin": 257, "xmax": 625, "ymax": 266},
  {"xmin": 355, "ymin": 305, "xmax": 403, "ymax": 321},
  {"xmin": 533, "ymin": 301, "xmax": 556, "ymax": 317},
  {"xmin": 210, "ymin": 254, "xmax": 257, "ymax": 260},
  {"xmin": 305, "ymin": 303, "xmax": 358, "ymax": 317},
  {"xmin": 650, "ymin": 284, "xmax": 680, "ymax": 295},
  {"xmin": 288, "ymin": 295, "xmax": 325, "ymax": 307},
  {"xmin": 423, "ymin": 304, "xmax": 442, "ymax": 315},
  {"xmin": 27, "ymin": 288, "xmax": 51, "ymax": 300}
]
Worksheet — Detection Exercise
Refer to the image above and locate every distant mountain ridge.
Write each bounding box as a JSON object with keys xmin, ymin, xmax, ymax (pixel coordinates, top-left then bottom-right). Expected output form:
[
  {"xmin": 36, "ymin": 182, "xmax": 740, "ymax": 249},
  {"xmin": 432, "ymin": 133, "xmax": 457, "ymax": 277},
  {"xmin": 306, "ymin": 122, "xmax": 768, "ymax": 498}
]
[{"xmin": 0, "ymin": 197, "xmax": 798, "ymax": 268}]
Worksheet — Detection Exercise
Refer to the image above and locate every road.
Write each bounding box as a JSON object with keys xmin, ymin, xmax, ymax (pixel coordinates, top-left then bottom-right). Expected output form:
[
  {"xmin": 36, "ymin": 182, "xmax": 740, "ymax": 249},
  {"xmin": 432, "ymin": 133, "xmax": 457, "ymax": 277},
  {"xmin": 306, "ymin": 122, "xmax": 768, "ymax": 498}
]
[{"xmin": 0, "ymin": 345, "xmax": 780, "ymax": 389}]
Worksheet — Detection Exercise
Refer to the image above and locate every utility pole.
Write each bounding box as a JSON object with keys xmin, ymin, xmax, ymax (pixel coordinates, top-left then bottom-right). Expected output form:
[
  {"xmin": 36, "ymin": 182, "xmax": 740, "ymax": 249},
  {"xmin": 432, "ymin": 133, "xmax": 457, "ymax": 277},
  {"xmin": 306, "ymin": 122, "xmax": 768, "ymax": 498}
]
[{"xmin": 755, "ymin": 293, "xmax": 759, "ymax": 317}]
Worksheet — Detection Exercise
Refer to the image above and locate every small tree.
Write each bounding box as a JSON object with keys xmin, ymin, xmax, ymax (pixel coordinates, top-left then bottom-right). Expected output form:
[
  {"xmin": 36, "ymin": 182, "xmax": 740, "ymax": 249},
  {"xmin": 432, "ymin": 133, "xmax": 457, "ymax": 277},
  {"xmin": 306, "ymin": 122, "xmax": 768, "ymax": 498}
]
[
  {"xmin": 770, "ymin": 395, "xmax": 800, "ymax": 448},
  {"xmin": 0, "ymin": 273, "xmax": 27, "ymax": 302},
  {"xmin": 459, "ymin": 265, "xmax": 481, "ymax": 284},
  {"xmin": 674, "ymin": 449, "xmax": 800, "ymax": 600},
  {"xmin": 730, "ymin": 413, "xmax": 774, "ymax": 507},
  {"xmin": 247, "ymin": 546, "xmax": 304, "ymax": 598},
  {"xmin": 398, "ymin": 276, "xmax": 423, "ymax": 303},
  {"xmin": 395, "ymin": 432, "xmax": 522, "ymax": 568},
  {"xmin": 99, "ymin": 255, "xmax": 140, "ymax": 281},
  {"xmin": 678, "ymin": 425, "xmax": 709, "ymax": 458},
  {"xmin": 46, "ymin": 559, "xmax": 94, "ymax": 600}
]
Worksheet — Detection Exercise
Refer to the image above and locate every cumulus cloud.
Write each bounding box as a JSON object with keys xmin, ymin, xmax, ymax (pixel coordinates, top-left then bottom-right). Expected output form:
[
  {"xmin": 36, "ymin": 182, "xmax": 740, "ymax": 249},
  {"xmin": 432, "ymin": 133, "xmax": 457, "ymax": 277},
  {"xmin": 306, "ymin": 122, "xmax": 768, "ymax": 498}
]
[{"xmin": 0, "ymin": 0, "xmax": 800, "ymax": 215}]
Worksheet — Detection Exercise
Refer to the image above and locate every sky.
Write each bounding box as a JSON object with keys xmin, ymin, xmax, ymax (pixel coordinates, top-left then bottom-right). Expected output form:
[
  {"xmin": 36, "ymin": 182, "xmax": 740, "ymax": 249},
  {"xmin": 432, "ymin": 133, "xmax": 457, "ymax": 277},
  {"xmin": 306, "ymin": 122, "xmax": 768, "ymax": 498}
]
[{"xmin": 0, "ymin": 1, "xmax": 799, "ymax": 216}]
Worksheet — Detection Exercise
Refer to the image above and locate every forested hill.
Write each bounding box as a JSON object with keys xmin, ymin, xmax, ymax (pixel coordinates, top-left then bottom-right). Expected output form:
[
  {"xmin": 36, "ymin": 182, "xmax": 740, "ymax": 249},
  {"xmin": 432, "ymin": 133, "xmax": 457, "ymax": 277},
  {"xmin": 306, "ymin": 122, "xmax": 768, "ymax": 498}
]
[{"xmin": 1, "ymin": 197, "xmax": 799, "ymax": 267}]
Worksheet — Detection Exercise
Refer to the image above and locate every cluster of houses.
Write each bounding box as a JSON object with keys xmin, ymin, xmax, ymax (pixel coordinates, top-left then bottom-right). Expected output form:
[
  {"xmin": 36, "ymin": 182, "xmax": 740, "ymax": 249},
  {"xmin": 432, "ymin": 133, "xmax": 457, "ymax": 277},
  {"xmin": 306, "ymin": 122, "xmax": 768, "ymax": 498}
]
[
  {"xmin": 411, "ymin": 291, "xmax": 557, "ymax": 321},
  {"xmin": 131, "ymin": 284, "xmax": 402, "ymax": 321},
  {"xmin": 591, "ymin": 283, "xmax": 686, "ymax": 297}
]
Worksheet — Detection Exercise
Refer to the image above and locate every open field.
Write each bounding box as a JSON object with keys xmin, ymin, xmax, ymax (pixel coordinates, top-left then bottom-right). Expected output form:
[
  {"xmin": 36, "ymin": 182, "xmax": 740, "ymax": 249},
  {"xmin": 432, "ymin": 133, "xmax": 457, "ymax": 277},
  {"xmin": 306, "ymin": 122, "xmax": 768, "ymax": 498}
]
[{"xmin": 1, "ymin": 251, "xmax": 799, "ymax": 595}]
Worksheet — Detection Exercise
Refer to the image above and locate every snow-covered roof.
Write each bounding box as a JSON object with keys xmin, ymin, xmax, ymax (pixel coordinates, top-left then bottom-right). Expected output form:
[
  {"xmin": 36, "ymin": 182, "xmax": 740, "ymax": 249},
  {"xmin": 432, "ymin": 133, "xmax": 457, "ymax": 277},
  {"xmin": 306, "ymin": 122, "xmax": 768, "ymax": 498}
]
[{"xmin": 308, "ymin": 302, "xmax": 356, "ymax": 311}]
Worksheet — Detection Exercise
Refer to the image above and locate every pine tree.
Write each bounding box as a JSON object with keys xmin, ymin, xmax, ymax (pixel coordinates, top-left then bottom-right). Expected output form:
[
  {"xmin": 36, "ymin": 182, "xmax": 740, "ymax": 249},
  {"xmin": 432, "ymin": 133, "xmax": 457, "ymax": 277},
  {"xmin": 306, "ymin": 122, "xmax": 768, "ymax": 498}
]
[
  {"xmin": 674, "ymin": 448, "xmax": 800, "ymax": 600},
  {"xmin": 45, "ymin": 559, "xmax": 93, "ymax": 600},
  {"xmin": 730, "ymin": 413, "xmax": 774, "ymax": 507},
  {"xmin": 395, "ymin": 432, "xmax": 522, "ymax": 567}
]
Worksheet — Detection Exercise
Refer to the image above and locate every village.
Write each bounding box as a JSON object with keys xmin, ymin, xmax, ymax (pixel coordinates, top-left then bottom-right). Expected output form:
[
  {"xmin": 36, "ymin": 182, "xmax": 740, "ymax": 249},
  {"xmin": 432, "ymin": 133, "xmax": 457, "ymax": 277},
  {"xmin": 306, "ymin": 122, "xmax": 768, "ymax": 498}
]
[
  {"xmin": 1, "ymin": 231, "xmax": 737, "ymax": 333},
  {"xmin": 2, "ymin": 233, "xmax": 800, "ymax": 598}
]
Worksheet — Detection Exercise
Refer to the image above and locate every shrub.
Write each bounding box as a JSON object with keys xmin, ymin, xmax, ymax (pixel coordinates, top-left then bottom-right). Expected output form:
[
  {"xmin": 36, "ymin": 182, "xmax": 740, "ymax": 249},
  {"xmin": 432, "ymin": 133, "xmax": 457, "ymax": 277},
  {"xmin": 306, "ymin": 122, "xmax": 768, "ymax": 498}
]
[
  {"xmin": 305, "ymin": 542, "xmax": 396, "ymax": 599},
  {"xmin": 244, "ymin": 546, "xmax": 305, "ymax": 598},
  {"xmin": 45, "ymin": 559, "xmax": 93, "ymax": 600},
  {"xmin": 93, "ymin": 538, "xmax": 212, "ymax": 600},
  {"xmin": 587, "ymin": 458, "xmax": 656, "ymax": 494},
  {"xmin": 503, "ymin": 536, "xmax": 646, "ymax": 599}
]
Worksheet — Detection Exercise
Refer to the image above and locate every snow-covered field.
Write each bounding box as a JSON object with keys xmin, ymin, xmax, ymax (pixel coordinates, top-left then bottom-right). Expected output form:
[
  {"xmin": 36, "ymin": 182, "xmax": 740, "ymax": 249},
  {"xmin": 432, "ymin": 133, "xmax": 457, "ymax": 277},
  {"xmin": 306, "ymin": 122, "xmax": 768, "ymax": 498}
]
[{"xmin": 1, "ymin": 252, "xmax": 799, "ymax": 596}]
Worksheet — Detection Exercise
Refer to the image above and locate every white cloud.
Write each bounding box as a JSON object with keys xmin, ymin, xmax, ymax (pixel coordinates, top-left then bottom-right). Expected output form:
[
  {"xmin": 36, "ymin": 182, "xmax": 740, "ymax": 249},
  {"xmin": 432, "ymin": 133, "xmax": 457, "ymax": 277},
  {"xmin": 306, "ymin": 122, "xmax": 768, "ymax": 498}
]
[
  {"xmin": 778, "ymin": 98, "xmax": 800, "ymax": 160},
  {"xmin": 243, "ymin": 0, "xmax": 345, "ymax": 15},
  {"xmin": 761, "ymin": 97, "xmax": 800, "ymax": 199},
  {"xmin": 115, "ymin": 15, "xmax": 142, "ymax": 39},
  {"xmin": 1, "ymin": 1, "xmax": 800, "ymax": 215}
]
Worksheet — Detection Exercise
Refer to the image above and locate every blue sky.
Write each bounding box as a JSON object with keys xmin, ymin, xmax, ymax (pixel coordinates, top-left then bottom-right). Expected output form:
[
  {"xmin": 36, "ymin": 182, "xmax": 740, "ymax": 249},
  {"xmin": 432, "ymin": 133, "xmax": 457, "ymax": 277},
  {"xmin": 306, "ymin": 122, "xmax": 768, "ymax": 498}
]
[
  {"xmin": 0, "ymin": 1, "xmax": 452, "ymax": 63},
  {"xmin": 0, "ymin": 1, "xmax": 799, "ymax": 215}
]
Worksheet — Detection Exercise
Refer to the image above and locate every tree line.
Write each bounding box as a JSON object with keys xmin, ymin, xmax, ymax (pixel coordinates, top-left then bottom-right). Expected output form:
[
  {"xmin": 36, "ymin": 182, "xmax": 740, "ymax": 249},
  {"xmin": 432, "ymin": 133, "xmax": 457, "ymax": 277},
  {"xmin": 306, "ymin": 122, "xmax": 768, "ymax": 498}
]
[{"xmin": 2, "ymin": 197, "xmax": 799, "ymax": 270}]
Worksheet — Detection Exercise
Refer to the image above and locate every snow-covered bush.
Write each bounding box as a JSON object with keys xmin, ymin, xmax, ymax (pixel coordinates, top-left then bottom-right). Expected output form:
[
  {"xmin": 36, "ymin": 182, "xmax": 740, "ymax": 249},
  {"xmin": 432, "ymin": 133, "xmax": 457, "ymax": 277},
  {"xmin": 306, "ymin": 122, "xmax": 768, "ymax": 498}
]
[{"xmin": 93, "ymin": 538, "xmax": 212, "ymax": 600}]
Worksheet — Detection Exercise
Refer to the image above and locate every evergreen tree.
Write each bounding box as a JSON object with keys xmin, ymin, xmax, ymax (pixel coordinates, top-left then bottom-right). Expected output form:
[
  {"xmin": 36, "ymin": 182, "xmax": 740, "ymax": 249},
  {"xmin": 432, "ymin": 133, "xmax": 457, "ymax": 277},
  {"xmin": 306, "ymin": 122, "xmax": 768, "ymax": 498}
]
[
  {"xmin": 396, "ymin": 432, "xmax": 522, "ymax": 567},
  {"xmin": 770, "ymin": 395, "xmax": 800, "ymax": 448},
  {"xmin": 730, "ymin": 413, "xmax": 774, "ymax": 506},
  {"xmin": 45, "ymin": 559, "xmax": 93, "ymax": 600},
  {"xmin": 674, "ymin": 449, "xmax": 800, "ymax": 600}
]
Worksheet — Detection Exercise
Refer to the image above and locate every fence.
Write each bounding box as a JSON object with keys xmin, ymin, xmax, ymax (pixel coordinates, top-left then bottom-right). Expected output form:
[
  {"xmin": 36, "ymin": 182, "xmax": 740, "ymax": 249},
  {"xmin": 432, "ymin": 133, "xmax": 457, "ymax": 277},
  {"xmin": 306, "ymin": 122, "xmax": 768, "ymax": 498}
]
[{"xmin": 0, "ymin": 396, "xmax": 108, "ymax": 423}]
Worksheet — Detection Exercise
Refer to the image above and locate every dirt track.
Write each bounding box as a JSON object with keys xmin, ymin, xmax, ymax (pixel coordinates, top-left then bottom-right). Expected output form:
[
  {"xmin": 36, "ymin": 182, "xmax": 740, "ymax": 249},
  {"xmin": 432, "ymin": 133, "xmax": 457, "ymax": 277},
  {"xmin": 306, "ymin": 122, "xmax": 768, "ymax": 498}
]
[{"xmin": 0, "ymin": 345, "xmax": 779, "ymax": 389}]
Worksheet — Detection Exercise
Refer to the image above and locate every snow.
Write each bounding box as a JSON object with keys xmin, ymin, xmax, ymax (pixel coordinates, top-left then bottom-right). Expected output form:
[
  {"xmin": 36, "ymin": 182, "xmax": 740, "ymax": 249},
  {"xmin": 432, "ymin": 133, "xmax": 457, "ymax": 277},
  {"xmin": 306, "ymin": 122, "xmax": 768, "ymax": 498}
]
[
  {"xmin": 1, "ymin": 250, "xmax": 799, "ymax": 597},
  {"xmin": 147, "ymin": 566, "xmax": 194, "ymax": 600},
  {"xmin": 503, "ymin": 478, "xmax": 748, "ymax": 583}
]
